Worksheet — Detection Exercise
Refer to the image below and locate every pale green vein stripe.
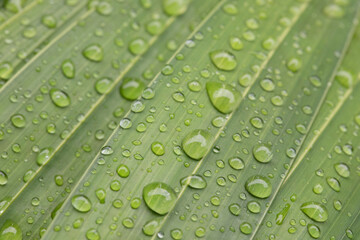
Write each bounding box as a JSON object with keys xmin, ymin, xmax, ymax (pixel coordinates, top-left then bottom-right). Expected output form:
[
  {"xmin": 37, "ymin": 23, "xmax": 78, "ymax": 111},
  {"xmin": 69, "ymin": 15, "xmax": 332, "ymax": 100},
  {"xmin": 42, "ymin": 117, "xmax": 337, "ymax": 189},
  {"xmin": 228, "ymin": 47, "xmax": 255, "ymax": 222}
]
[{"xmin": 0, "ymin": 0, "xmax": 38, "ymax": 31}]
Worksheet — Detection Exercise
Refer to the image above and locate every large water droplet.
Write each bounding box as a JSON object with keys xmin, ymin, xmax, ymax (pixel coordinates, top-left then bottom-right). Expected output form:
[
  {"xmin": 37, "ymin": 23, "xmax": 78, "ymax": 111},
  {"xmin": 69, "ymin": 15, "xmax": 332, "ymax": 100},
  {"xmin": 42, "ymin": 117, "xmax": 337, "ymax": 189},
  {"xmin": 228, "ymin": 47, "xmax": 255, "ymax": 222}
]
[
  {"xmin": 0, "ymin": 62, "xmax": 13, "ymax": 80},
  {"xmin": 143, "ymin": 182, "xmax": 176, "ymax": 215},
  {"xmin": 182, "ymin": 129, "xmax": 212, "ymax": 160},
  {"xmin": 180, "ymin": 175, "xmax": 207, "ymax": 189},
  {"xmin": 151, "ymin": 142, "xmax": 165, "ymax": 156},
  {"xmin": 117, "ymin": 164, "xmax": 130, "ymax": 178},
  {"xmin": 162, "ymin": 0, "xmax": 190, "ymax": 16},
  {"xmin": 209, "ymin": 50, "xmax": 237, "ymax": 71},
  {"xmin": 119, "ymin": 78, "xmax": 144, "ymax": 100},
  {"xmin": 37, "ymin": 147, "xmax": 53, "ymax": 166},
  {"xmin": 83, "ymin": 44, "xmax": 103, "ymax": 62},
  {"xmin": 0, "ymin": 220, "xmax": 22, "ymax": 240},
  {"xmin": 0, "ymin": 171, "xmax": 8, "ymax": 186},
  {"xmin": 253, "ymin": 144, "xmax": 272, "ymax": 163},
  {"xmin": 334, "ymin": 163, "xmax": 350, "ymax": 178},
  {"xmin": 245, "ymin": 175, "xmax": 272, "ymax": 199},
  {"xmin": 72, "ymin": 195, "xmax": 92, "ymax": 213},
  {"xmin": 61, "ymin": 59, "xmax": 75, "ymax": 79},
  {"xmin": 300, "ymin": 202, "xmax": 328, "ymax": 222},
  {"xmin": 11, "ymin": 114, "xmax": 26, "ymax": 128},
  {"xmin": 206, "ymin": 82, "xmax": 240, "ymax": 114},
  {"xmin": 50, "ymin": 88, "xmax": 71, "ymax": 108},
  {"xmin": 335, "ymin": 70, "xmax": 353, "ymax": 88}
]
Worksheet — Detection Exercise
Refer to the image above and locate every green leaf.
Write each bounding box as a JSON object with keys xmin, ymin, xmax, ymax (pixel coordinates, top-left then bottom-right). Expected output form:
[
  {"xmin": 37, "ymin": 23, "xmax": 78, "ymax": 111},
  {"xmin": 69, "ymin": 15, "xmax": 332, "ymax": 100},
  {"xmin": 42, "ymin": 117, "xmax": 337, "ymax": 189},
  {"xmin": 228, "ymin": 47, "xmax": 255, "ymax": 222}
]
[{"xmin": 0, "ymin": 0, "xmax": 359, "ymax": 239}]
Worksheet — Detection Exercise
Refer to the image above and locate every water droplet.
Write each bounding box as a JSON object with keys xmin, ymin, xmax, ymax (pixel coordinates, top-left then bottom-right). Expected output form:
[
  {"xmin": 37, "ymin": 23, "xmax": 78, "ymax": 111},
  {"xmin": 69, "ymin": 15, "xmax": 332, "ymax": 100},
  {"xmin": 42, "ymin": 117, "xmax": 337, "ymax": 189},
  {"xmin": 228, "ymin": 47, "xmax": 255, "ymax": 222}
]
[
  {"xmin": 120, "ymin": 118, "xmax": 132, "ymax": 129},
  {"xmin": 96, "ymin": 1, "xmax": 112, "ymax": 15},
  {"xmin": 151, "ymin": 142, "xmax": 165, "ymax": 156},
  {"xmin": 240, "ymin": 222, "xmax": 252, "ymax": 235},
  {"xmin": 206, "ymin": 82, "xmax": 240, "ymax": 114},
  {"xmin": 37, "ymin": 147, "xmax": 53, "ymax": 166},
  {"xmin": 245, "ymin": 175, "xmax": 272, "ymax": 199},
  {"xmin": 324, "ymin": 4, "xmax": 344, "ymax": 18},
  {"xmin": 129, "ymin": 38, "xmax": 148, "ymax": 55},
  {"xmin": 229, "ymin": 203, "xmax": 241, "ymax": 216},
  {"xmin": 188, "ymin": 80, "xmax": 201, "ymax": 92},
  {"xmin": 287, "ymin": 57, "xmax": 302, "ymax": 72},
  {"xmin": 250, "ymin": 117, "xmax": 264, "ymax": 129},
  {"xmin": 300, "ymin": 202, "xmax": 328, "ymax": 222},
  {"xmin": 101, "ymin": 146, "xmax": 113, "ymax": 155},
  {"xmin": 146, "ymin": 20, "xmax": 164, "ymax": 36},
  {"xmin": 326, "ymin": 177, "xmax": 340, "ymax": 192},
  {"xmin": 172, "ymin": 92, "xmax": 185, "ymax": 102},
  {"xmin": 23, "ymin": 27, "xmax": 36, "ymax": 38},
  {"xmin": 61, "ymin": 59, "xmax": 75, "ymax": 79},
  {"xmin": 180, "ymin": 175, "xmax": 207, "ymax": 189},
  {"xmin": 195, "ymin": 227, "xmax": 206, "ymax": 238},
  {"xmin": 117, "ymin": 164, "xmax": 130, "ymax": 178},
  {"xmin": 336, "ymin": 70, "xmax": 353, "ymax": 88},
  {"xmin": 86, "ymin": 228, "xmax": 100, "ymax": 240},
  {"xmin": 83, "ymin": 44, "xmax": 103, "ymax": 62},
  {"xmin": 143, "ymin": 182, "xmax": 176, "ymax": 215},
  {"xmin": 143, "ymin": 218, "xmax": 162, "ymax": 236},
  {"xmin": 260, "ymin": 78, "xmax": 275, "ymax": 92},
  {"xmin": 313, "ymin": 183, "xmax": 323, "ymax": 194},
  {"xmin": 0, "ymin": 62, "xmax": 13, "ymax": 80},
  {"xmin": 307, "ymin": 224, "xmax": 321, "ymax": 239},
  {"xmin": 0, "ymin": 220, "xmax": 22, "ymax": 240},
  {"xmin": 95, "ymin": 188, "xmax": 106, "ymax": 204},
  {"xmin": 162, "ymin": 0, "xmax": 190, "ymax": 16},
  {"xmin": 182, "ymin": 129, "xmax": 212, "ymax": 160},
  {"xmin": 49, "ymin": 88, "xmax": 71, "ymax": 108},
  {"xmin": 0, "ymin": 171, "xmax": 8, "ymax": 186},
  {"xmin": 72, "ymin": 195, "xmax": 92, "ymax": 213},
  {"xmin": 119, "ymin": 78, "xmax": 144, "ymax": 100},
  {"xmin": 247, "ymin": 201, "xmax": 261, "ymax": 213},
  {"xmin": 276, "ymin": 203, "xmax": 290, "ymax": 225},
  {"xmin": 210, "ymin": 50, "xmax": 237, "ymax": 71},
  {"xmin": 334, "ymin": 163, "xmax": 350, "ymax": 178},
  {"xmin": 253, "ymin": 144, "xmax": 272, "ymax": 163},
  {"xmin": 55, "ymin": 175, "xmax": 63, "ymax": 186},
  {"xmin": 170, "ymin": 228, "xmax": 183, "ymax": 240},
  {"xmin": 229, "ymin": 37, "xmax": 244, "ymax": 51},
  {"xmin": 11, "ymin": 114, "xmax": 26, "ymax": 128},
  {"xmin": 228, "ymin": 157, "xmax": 244, "ymax": 170},
  {"xmin": 333, "ymin": 200, "xmax": 342, "ymax": 211},
  {"xmin": 212, "ymin": 116, "xmax": 226, "ymax": 128},
  {"xmin": 223, "ymin": 3, "xmax": 238, "ymax": 15},
  {"xmin": 42, "ymin": 15, "xmax": 57, "ymax": 28}
]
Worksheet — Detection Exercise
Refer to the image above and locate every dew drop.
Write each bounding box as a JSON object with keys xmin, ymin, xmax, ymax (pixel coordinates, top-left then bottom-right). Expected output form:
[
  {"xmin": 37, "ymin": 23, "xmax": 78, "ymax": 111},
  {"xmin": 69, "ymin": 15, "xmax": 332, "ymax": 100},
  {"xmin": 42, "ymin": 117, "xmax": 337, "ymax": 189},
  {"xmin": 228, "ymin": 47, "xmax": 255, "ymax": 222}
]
[
  {"xmin": 250, "ymin": 117, "xmax": 264, "ymax": 129},
  {"xmin": 260, "ymin": 78, "xmax": 275, "ymax": 92},
  {"xmin": 0, "ymin": 62, "xmax": 13, "ymax": 80},
  {"xmin": 119, "ymin": 78, "xmax": 145, "ymax": 100},
  {"xmin": 129, "ymin": 38, "xmax": 148, "ymax": 55},
  {"xmin": 228, "ymin": 157, "xmax": 244, "ymax": 170},
  {"xmin": 240, "ymin": 222, "xmax": 252, "ymax": 235},
  {"xmin": 209, "ymin": 50, "xmax": 237, "ymax": 71},
  {"xmin": 286, "ymin": 57, "xmax": 302, "ymax": 72},
  {"xmin": 0, "ymin": 220, "xmax": 22, "ymax": 240},
  {"xmin": 182, "ymin": 129, "xmax": 212, "ymax": 160},
  {"xmin": 117, "ymin": 164, "xmax": 130, "ymax": 178},
  {"xmin": 276, "ymin": 203, "xmax": 290, "ymax": 225},
  {"xmin": 143, "ymin": 182, "xmax": 176, "ymax": 215},
  {"xmin": 324, "ymin": 4, "xmax": 344, "ymax": 18},
  {"xmin": 142, "ymin": 218, "xmax": 162, "ymax": 236},
  {"xmin": 162, "ymin": 0, "xmax": 190, "ymax": 16},
  {"xmin": 180, "ymin": 175, "xmax": 207, "ymax": 189},
  {"xmin": 206, "ymin": 82, "xmax": 240, "ymax": 114},
  {"xmin": 0, "ymin": 171, "xmax": 8, "ymax": 186},
  {"xmin": 253, "ymin": 144, "xmax": 272, "ymax": 163},
  {"xmin": 334, "ymin": 163, "xmax": 350, "ymax": 178},
  {"xmin": 11, "ymin": 114, "xmax": 26, "ymax": 128},
  {"xmin": 336, "ymin": 70, "xmax": 353, "ymax": 88},
  {"xmin": 229, "ymin": 37, "xmax": 244, "ymax": 51},
  {"xmin": 151, "ymin": 142, "xmax": 165, "ymax": 156},
  {"xmin": 49, "ymin": 88, "xmax": 71, "ymax": 108},
  {"xmin": 300, "ymin": 202, "xmax": 328, "ymax": 222},
  {"xmin": 170, "ymin": 228, "xmax": 183, "ymax": 240},
  {"xmin": 247, "ymin": 200, "xmax": 261, "ymax": 213},
  {"xmin": 245, "ymin": 175, "xmax": 272, "ymax": 199},
  {"xmin": 188, "ymin": 80, "xmax": 201, "ymax": 92},
  {"xmin": 172, "ymin": 92, "xmax": 185, "ymax": 102},
  {"xmin": 100, "ymin": 146, "xmax": 113, "ymax": 155},
  {"xmin": 72, "ymin": 195, "xmax": 92, "ymax": 213},
  {"xmin": 95, "ymin": 188, "xmax": 106, "ymax": 204},
  {"xmin": 229, "ymin": 203, "xmax": 241, "ymax": 216},
  {"xmin": 95, "ymin": 77, "xmax": 112, "ymax": 94},
  {"xmin": 61, "ymin": 59, "xmax": 75, "ymax": 79},
  {"xmin": 37, "ymin": 147, "xmax": 53, "ymax": 166},
  {"xmin": 83, "ymin": 44, "xmax": 104, "ymax": 62},
  {"xmin": 307, "ymin": 224, "xmax": 321, "ymax": 239},
  {"xmin": 42, "ymin": 15, "xmax": 57, "ymax": 28},
  {"xmin": 86, "ymin": 228, "xmax": 100, "ymax": 240},
  {"xmin": 326, "ymin": 177, "xmax": 340, "ymax": 192}
]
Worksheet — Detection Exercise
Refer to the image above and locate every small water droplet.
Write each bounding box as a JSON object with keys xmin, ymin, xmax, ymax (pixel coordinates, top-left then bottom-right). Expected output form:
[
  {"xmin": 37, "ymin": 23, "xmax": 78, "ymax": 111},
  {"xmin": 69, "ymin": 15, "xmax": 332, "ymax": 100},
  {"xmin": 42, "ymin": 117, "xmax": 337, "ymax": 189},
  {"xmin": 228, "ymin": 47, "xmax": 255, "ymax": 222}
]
[
  {"xmin": 11, "ymin": 114, "xmax": 26, "ymax": 128},
  {"xmin": 276, "ymin": 203, "xmax": 290, "ymax": 225},
  {"xmin": 61, "ymin": 59, "xmax": 75, "ymax": 79},
  {"xmin": 324, "ymin": 4, "xmax": 344, "ymax": 18},
  {"xmin": 0, "ymin": 62, "xmax": 13, "ymax": 80},
  {"xmin": 334, "ymin": 163, "xmax": 350, "ymax": 178},
  {"xmin": 287, "ymin": 57, "xmax": 302, "ymax": 72},
  {"xmin": 142, "ymin": 218, "xmax": 162, "ymax": 236},
  {"xmin": 180, "ymin": 175, "xmax": 207, "ymax": 189},
  {"xmin": 0, "ymin": 171, "xmax": 8, "ymax": 186},
  {"xmin": 253, "ymin": 144, "xmax": 272, "ymax": 163},
  {"xmin": 162, "ymin": 0, "xmax": 190, "ymax": 16},
  {"xmin": 307, "ymin": 224, "xmax": 321, "ymax": 239},
  {"xmin": 117, "ymin": 164, "xmax": 130, "ymax": 178},
  {"xmin": 326, "ymin": 177, "xmax": 340, "ymax": 192},
  {"xmin": 228, "ymin": 157, "xmax": 244, "ymax": 170},
  {"xmin": 42, "ymin": 15, "xmax": 57, "ymax": 28},
  {"xmin": 151, "ymin": 142, "xmax": 165, "ymax": 156},
  {"xmin": 239, "ymin": 222, "xmax": 252, "ymax": 235},
  {"xmin": 129, "ymin": 38, "xmax": 148, "ymax": 55},
  {"xmin": 37, "ymin": 147, "xmax": 53, "ymax": 166}
]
